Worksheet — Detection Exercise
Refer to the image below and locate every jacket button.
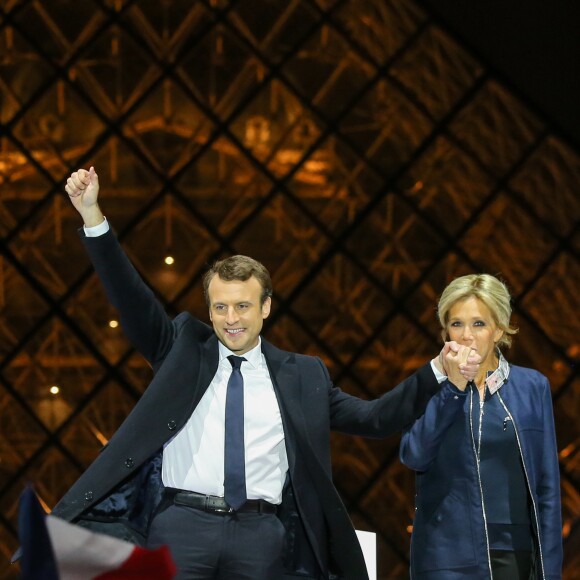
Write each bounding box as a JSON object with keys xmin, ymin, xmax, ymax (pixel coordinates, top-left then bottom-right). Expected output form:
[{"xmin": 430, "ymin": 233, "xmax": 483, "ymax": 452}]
[
  {"xmin": 124, "ymin": 458, "xmax": 134, "ymax": 468},
  {"xmin": 84, "ymin": 491, "xmax": 93, "ymax": 501},
  {"xmin": 168, "ymin": 420, "xmax": 177, "ymax": 431}
]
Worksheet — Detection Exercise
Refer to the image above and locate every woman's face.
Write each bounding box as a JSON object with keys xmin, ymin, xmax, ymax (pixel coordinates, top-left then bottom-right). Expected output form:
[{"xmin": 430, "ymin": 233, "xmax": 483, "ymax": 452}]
[{"xmin": 446, "ymin": 296, "xmax": 504, "ymax": 370}]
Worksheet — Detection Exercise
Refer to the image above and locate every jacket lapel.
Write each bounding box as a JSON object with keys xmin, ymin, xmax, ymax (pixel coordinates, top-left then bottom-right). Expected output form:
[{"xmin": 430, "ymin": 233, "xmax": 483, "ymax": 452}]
[
  {"xmin": 261, "ymin": 339, "xmax": 301, "ymax": 474},
  {"xmin": 261, "ymin": 339, "xmax": 368, "ymax": 578},
  {"xmin": 196, "ymin": 334, "xmax": 219, "ymax": 402}
]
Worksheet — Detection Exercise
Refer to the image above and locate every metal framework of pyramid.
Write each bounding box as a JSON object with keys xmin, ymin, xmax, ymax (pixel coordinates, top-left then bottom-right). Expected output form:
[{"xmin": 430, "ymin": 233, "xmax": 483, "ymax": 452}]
[{"xmin": 1, "ymin": 1, "xmax": 578, "ymax": 577}]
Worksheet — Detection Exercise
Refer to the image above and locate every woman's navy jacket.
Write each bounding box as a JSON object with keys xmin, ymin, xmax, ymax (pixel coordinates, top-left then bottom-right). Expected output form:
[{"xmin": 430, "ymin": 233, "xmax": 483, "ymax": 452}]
[{"xmin": 400, "ymin": 365, "xmax": 563, "ymax": 580}]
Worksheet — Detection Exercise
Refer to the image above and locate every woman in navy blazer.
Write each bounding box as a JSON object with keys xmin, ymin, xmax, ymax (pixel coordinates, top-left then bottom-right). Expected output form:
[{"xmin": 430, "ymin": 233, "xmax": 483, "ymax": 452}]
[{"xmin": 400, "ymin": 274, "xmax": 563, "ymax": 580}]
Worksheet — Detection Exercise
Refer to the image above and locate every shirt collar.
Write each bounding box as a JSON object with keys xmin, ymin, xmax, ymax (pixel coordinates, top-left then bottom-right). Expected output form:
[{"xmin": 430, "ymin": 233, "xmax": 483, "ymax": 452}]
[
  {"xmin": 218, "ymin": 337, "xmax": 262, "ymax": 370},
  {"xmin": 485, "ymin": 350, "xmax": 511, "ymax": 395}
]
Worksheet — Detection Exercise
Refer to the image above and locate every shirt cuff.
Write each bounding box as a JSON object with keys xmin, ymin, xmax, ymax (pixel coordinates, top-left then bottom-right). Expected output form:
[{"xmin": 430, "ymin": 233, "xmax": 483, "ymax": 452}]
[
  {"xmin": 430, "ymin": 358, "xmax": 448, "ymax": 384},
  {"xmin": 83, "ymin": 217, "xmax": 109, "ymax": 237}
]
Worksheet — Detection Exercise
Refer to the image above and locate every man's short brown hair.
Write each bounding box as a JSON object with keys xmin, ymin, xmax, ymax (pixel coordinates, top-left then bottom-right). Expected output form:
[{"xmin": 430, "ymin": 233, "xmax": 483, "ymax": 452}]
[{"xmin": 203, "ymin": 255, "xmax": 273, "ymax": 306}]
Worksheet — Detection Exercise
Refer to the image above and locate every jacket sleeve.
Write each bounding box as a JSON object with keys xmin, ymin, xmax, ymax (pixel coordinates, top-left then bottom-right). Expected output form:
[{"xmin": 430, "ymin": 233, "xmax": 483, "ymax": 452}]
[
  {"xmin": 328, "ymin": 361, "xmax": 443, "ymax": 437},
  {"xmin": 537, "ymin": 377, "xmax": 563, "ymax": 580},
  {"xmin": 80, "ymin": 227, "xmax": 175, "ymax": 366},
  {"xmin": 399, "ymin": 382, "xmax": 466, "ymax": 471}
]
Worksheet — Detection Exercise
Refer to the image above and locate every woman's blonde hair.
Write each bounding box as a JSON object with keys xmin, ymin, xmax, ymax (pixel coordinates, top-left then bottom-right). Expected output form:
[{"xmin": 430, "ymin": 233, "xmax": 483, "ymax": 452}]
[{"xmin": 437, "ymin": 274, "xmax": 518, "ymax": 349}]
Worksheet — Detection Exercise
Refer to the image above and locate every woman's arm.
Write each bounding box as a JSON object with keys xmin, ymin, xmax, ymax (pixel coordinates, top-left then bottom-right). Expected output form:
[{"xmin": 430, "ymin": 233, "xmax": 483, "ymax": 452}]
[
  {"xmin": 399, "ymin": 382, "xmax": 466, "ymax": 471},
  {"xmin": 536, "ymin": 377, "xmax": 563, "ymax": 579}
]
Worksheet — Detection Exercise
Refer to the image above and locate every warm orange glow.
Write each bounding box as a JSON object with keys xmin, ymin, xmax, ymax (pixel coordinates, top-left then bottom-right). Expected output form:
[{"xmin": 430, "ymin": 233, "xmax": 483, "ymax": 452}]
[
  {"xmin": 562, "ymin": 521, "xmax": 570, "ymax": 538},
  {"xmin": 559, "ymin": 444, "xmax": 575, "ymax": 459},
  {"xmin": 89, "ymin": 425, "xmax": 109, "ymax": 448},
  {"xmin": 37, "ymin": 494, "xmax": 51, "ymax": 514}
]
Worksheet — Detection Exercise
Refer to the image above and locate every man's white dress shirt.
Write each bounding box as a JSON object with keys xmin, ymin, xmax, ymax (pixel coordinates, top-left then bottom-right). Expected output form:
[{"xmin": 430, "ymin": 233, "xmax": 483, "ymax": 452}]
[{"xmin": 85, "ymin": 219, "xmax": 288, "ymax": 505}]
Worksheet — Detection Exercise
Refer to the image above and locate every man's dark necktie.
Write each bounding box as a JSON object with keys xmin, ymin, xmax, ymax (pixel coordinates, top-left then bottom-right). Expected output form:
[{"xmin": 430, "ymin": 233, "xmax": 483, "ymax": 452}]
[{"xmin": 224, "ymin": 355, "xmax": 247, "ymax": 510}]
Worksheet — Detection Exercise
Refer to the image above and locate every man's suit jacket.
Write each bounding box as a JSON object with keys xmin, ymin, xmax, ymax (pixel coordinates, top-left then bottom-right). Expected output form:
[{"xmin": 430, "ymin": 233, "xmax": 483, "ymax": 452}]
[{"xmin": 49, "ymin": 229, "xmax": 441, "ymax": 579}]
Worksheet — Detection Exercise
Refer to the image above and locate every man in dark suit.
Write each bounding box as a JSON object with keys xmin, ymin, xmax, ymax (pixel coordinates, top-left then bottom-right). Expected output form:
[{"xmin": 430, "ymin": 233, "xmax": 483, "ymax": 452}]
[{"xmin": 55, "ymin": 167, "xmax": 478, "ymax": 579}]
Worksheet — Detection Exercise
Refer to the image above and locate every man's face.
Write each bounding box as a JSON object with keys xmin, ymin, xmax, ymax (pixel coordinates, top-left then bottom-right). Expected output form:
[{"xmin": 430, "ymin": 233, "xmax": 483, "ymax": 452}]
[{"xmin": 208, "ymin": 275, "xmax": 271, "ymax": 355}]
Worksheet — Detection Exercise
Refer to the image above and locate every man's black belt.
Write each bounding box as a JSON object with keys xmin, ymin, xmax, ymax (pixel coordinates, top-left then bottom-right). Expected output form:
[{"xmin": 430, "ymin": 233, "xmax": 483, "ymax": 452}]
[{"xmin": 165, "ymin": 488, "xmax": 278, "ymax": 515}]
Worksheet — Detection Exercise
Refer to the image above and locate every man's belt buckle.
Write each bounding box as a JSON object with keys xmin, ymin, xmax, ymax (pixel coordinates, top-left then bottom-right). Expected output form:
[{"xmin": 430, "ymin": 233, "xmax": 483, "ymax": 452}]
[
  {"xmin": 205, "ymin": 496, "xmax": 234, "ymax": 513},
  {"xmin": 213, "ymin": 504, "xmax": 234, "ymax": 514}
]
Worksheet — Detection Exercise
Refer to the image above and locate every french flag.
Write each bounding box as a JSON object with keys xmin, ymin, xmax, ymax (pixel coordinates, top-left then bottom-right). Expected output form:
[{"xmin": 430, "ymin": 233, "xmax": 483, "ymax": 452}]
[{"xmin": 17, "ymin": 486, "xmax": 177, "ymax": 580}]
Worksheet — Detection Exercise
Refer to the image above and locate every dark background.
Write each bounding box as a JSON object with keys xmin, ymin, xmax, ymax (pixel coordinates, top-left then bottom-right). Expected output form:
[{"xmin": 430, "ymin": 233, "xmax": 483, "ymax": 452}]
[{"xmin": 1, "ymin": 0, "xmax": 579, "ymax": 577}]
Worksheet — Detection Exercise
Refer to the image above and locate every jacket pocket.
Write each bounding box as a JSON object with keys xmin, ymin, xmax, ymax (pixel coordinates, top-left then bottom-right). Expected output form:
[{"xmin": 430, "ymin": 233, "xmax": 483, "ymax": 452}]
[{"xmin": 412, "ymin": 480, "xmax": 477, "ymax": 572}]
